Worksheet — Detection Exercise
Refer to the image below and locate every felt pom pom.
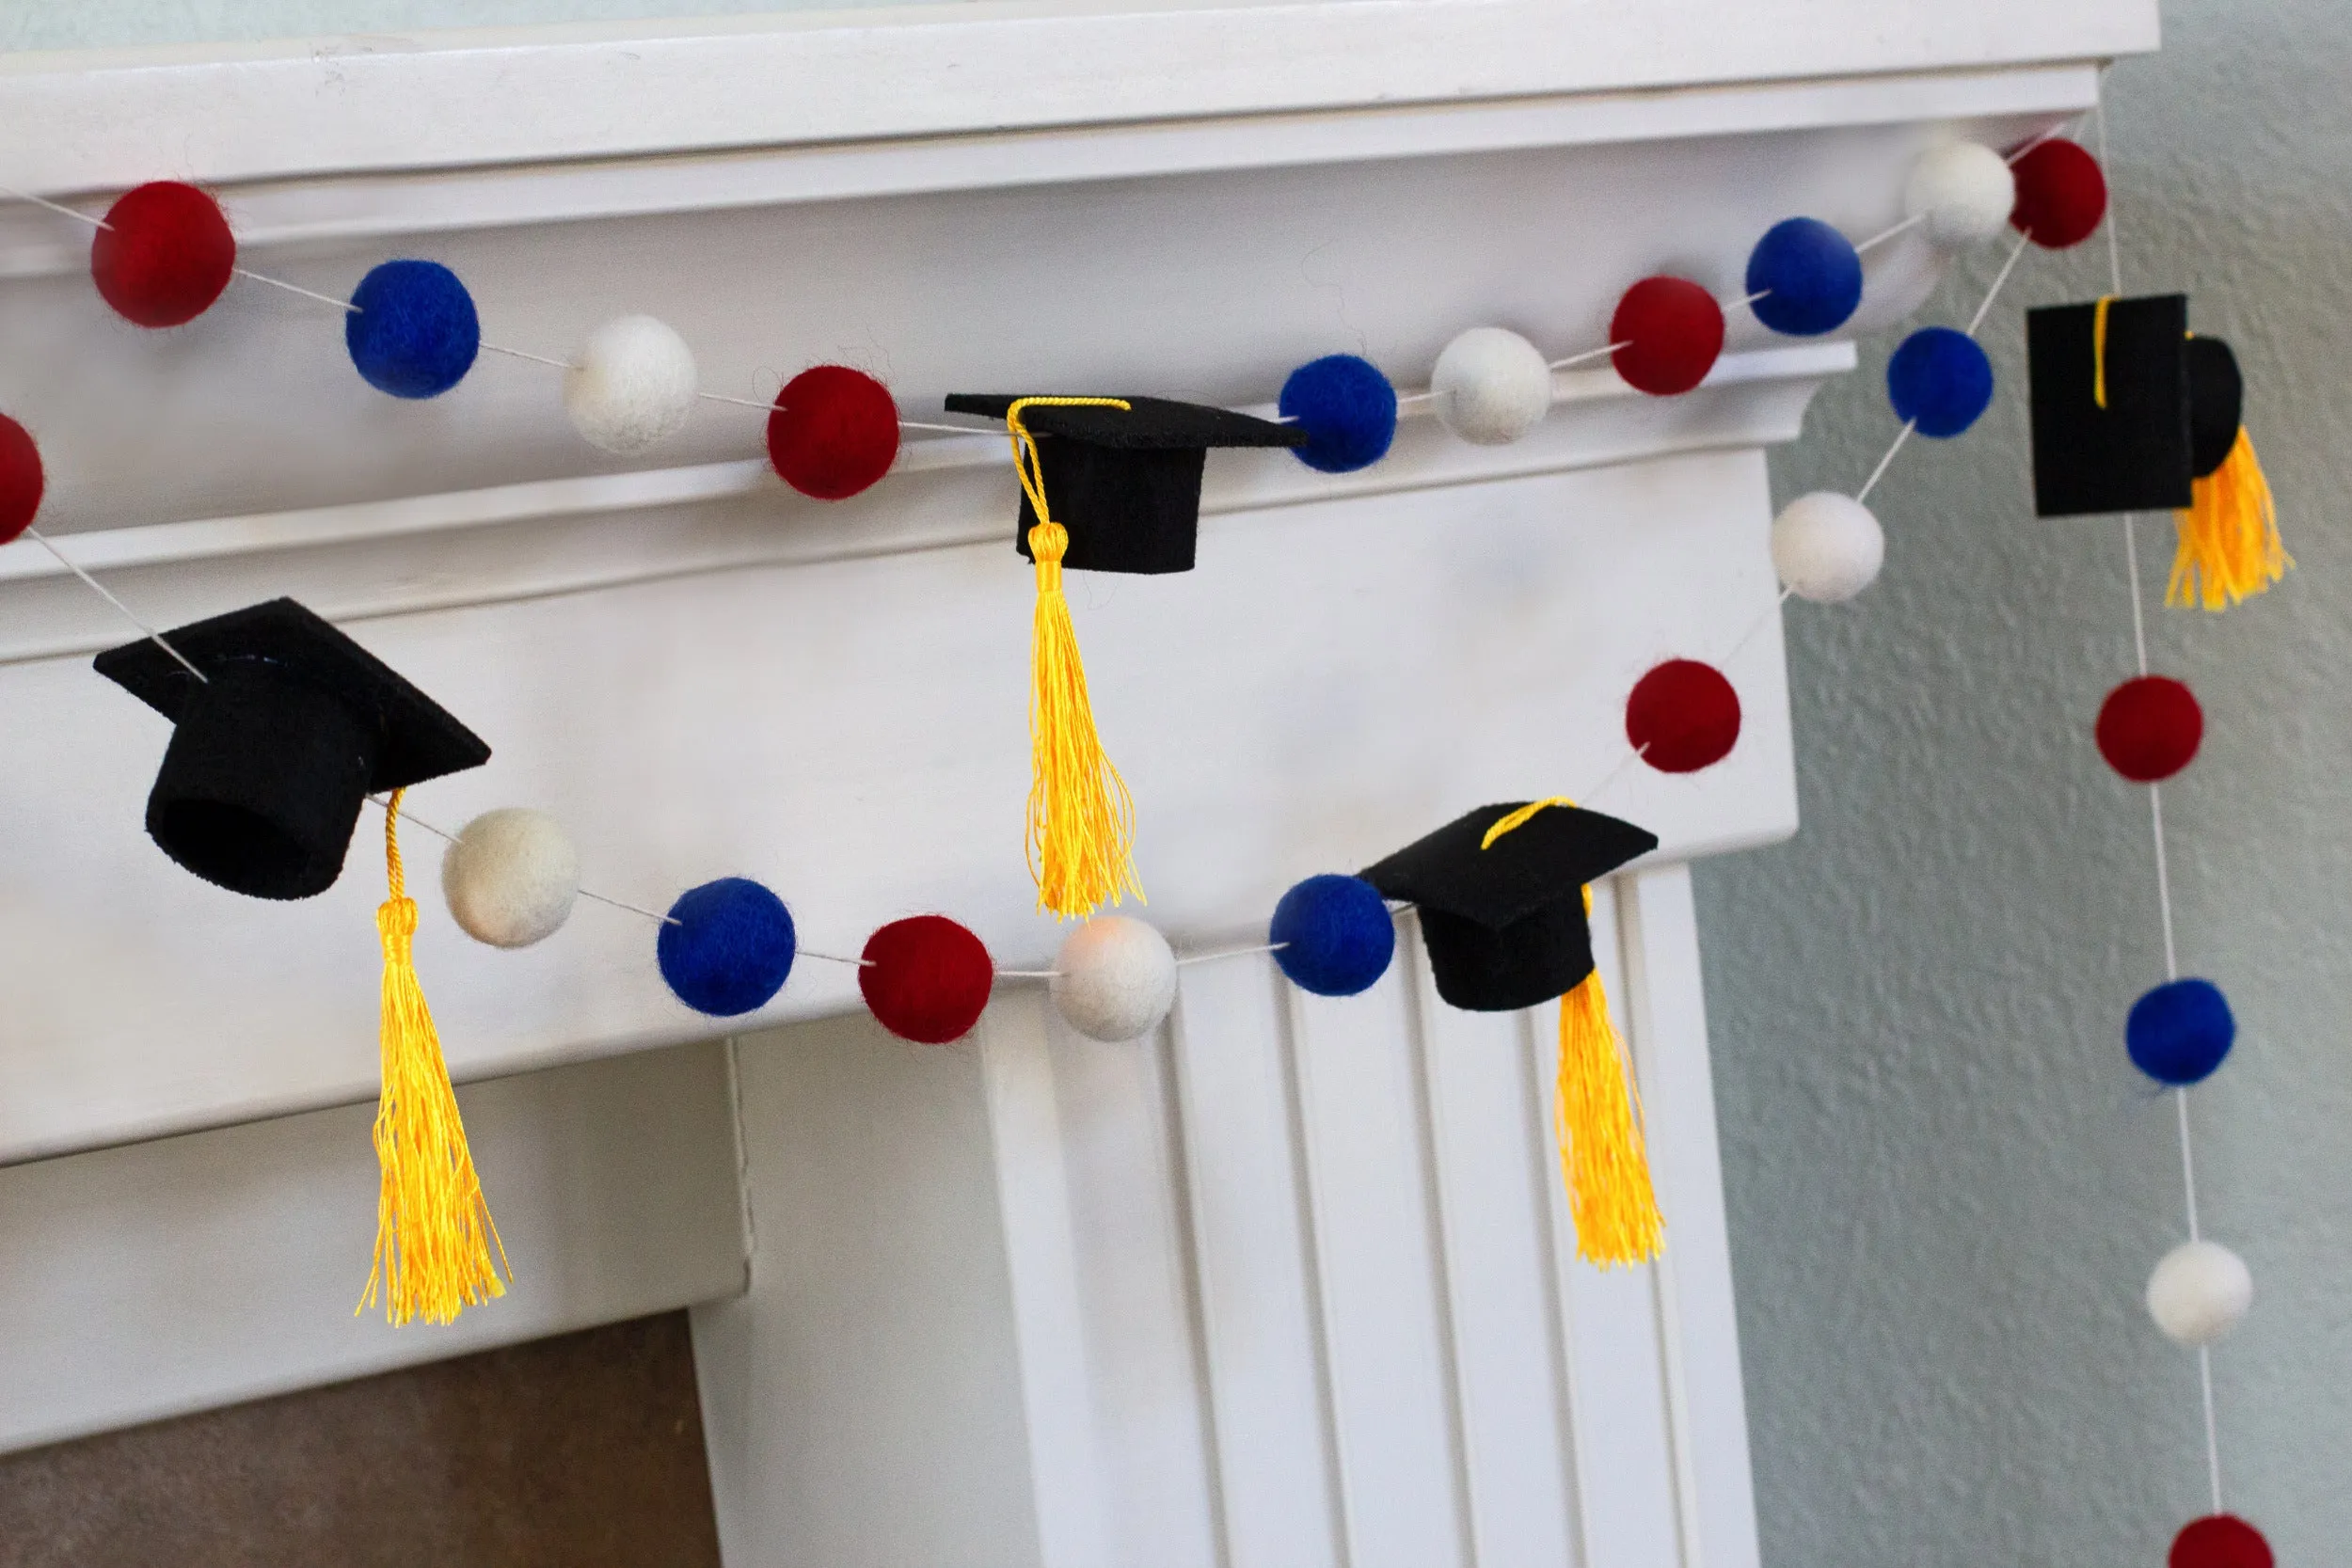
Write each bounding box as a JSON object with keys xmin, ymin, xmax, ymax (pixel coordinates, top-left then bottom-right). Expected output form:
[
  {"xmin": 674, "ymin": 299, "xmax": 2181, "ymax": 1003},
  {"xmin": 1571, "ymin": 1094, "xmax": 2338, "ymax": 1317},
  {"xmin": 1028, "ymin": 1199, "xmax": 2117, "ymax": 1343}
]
[
  {"xmin": 1270, "ymin": 874, "xmax": 1395, "ymax": 997},
  {"xmin": 1885, "ymin": 326, "xmax": 1994, "ymax": 438},
  {"xmin": 2097, "ymin": 675, "xmax": 2202, "ymax": 783},
  {"xmin": 1431, "ymin": 327, "xmax": 1551, "ymax": 445},
  {"xmin": 1903, "ymin": 142, "xmax": 2017, "ymax": 250},
  {"xmin": 1771, "ymin": 492, "xmax": 1884, "ymax": 604},
  {"xmin": 860, "ymin": 914, "xmax": 994, "ymax": 1044},
  {"xmin": 90, "ymin": 182, "xmax": 236, "ymax": 328},
  {"xmin": 1610, "ymin": 277, "xmax": 1724, "ymax": 396},
  {"xmin": 1050, "ymin": 915, "xmax": 1177, "ymax": 1042},
  {"xmin": 2147, "ymin": 1240, "xmax": 2253, "ymax": 1348},
  {"xmin": 2009, "ymin": 137, "xmax": 2107, "ymax": 249},
  {"xmin": 1626, "ymin": 658, "xmax": 1741, "ymax": 773},
  {"xmin": 658, "ymin": 877, "xmax": 797, "ymax": 1017},
  {"xmin": 1745, "ymin": 217, "xmax": 1864, "ymax": 337},
  {"xmin": 345, "ymin": 260, "xmax": 480, "ymax": 399},
  {"xmin": 2126, "ymin": 977, "xmax": 2235, "ymax": 1086},
  {"xmin": 564, "ymin": 315, "xmax": 698, "ymax": 454},
  {"xmin": 440, "ymin": 807, "xmax": 580, "ymax": 949},
  {"xmin": 2170, "ymin": 1515, "xmax": 2273, "ymax": 1568},
  {"xmin": 1279, "ymin": 354, "xmax": 1398, "ymax": 473},
  {"xmin": 0, "ymin": 414, "xmax": 41, "ymax": 546},
  {"xmin": 767, "ymin": 365, "xmax": 900, "ymax": 499}
]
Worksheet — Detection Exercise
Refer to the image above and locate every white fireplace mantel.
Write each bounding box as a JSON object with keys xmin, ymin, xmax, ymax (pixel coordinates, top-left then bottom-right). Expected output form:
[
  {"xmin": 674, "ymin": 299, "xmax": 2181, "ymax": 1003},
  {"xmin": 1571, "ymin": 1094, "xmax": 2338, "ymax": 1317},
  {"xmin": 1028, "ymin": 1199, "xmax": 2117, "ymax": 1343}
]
[{"xmin": 0, "ymin": 4, "xmax": 2153, "ymax": 1563}]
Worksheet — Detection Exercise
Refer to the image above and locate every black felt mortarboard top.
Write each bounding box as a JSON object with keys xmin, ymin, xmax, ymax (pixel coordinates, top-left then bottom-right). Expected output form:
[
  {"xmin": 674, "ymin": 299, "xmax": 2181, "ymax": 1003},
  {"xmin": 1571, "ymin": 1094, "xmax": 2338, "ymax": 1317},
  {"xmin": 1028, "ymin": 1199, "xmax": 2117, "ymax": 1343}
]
[
  {"xmin": 95, "ymin": 597, "xmax": 490, "ymax": 901},
  {"xmin": 1361, "ymin": 800, "xmax": 1660, "ymax": 1012},
  {"xmin": 943, "ymin": 393, "xmax": 1307, "ymax": 574},
  {"xmin": 2185, "ymin": 335, "xmax": 2245, "ymax": 480},
  {"xmin": 2026, "ymin": 293, "xmax": 2194, "ymax": 517}
]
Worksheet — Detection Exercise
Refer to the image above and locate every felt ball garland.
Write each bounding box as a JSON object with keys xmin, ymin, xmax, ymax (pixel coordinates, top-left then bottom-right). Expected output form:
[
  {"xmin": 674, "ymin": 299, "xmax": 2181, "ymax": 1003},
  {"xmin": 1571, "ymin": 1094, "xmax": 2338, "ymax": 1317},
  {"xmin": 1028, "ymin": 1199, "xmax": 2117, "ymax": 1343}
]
[
  {"xmin": 90, "ymin": 182, "xmax": 236, "ymax": 329},
  {"xmin": 1279, "ymin": 354, "xmax": 1399, "ymax": 473},
  {"xmin": 658, "ymin": 877, "xmax": 798, "ymax": 1017},
  {"xmin": 1431, "ymin": 327, "xmax": 1551, "ymax": 445},
  {"xmin": 2009, "ymin": 136, "xmax": 2108, "ymax": 249},
  {"xmin": 860, "ymin": 914, "xmax": 994, "ymax": 1044},
  {"xmin": 1904, "ymin": 141, "xmax": 2018, "ymax": 251},
  {"xmin": 565, "ymin": 315, "xmax": 698, "ymax": 455},
  {"xmin": 1270, "ymin": 874, "xmax": 1396, "ymax": 997},
  {"xmin": 1626, "ymin": 658, "xmax": 1741, "ymax": 773},
  {"xmin": 767, "ymin": 365, "xmax": 900, "ymax": 499},
  {"xmin": 1611, "ymin": 277, "xmax": 1724, "ymax": 396},
  {"xmin": 1051, "ymin": 915, "xmax": 1177, "ymax": 1042},
  {"xmin": 0, "ymin": 414, "xmax": 40, "ymax": 546},
  {"xmin": 2147, "ymin": 1240, "xmax": 2252, "ymax": 1348},
  {"xmin": 1885, "ymin": 326, "xmax": 1994, "ymax": 438},
  {"xmin": 1772, "ymin": 492, "xmax": 1884, "ymax": 603},
  {"xmin": 441, "ymin": 807, "xmax": 580, "ymax": 949},
  {"xmin": 2097, "ymin": 675, "xmax": 2203, "ymax": 783},
  {"xmin": 1745, "ymin": 216, "xmax": 1864, "ymax": 337},
  {"xmin": 2169, "ymin": 1515, "xmax": 2273, "ymax": 1568},
  {"xmin": 2126, "ymin": 977, "xmax": 2235, "ymax": 1086},
  {"xmin": 346, "ymin": 260, "xmax": 481, "ymax": 399}
]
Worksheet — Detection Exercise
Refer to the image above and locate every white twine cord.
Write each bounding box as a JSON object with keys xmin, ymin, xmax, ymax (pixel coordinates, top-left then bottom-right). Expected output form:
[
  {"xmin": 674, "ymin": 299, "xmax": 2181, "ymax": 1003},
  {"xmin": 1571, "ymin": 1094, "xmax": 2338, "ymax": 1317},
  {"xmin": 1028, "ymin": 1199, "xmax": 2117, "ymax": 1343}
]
[
  {"xmin": 364, "ymin": 794, "xmax": 682, "ymax": 927},
  {"xmin": 23, "ymin": 528, "xmax": 206, "ymax": 681}
]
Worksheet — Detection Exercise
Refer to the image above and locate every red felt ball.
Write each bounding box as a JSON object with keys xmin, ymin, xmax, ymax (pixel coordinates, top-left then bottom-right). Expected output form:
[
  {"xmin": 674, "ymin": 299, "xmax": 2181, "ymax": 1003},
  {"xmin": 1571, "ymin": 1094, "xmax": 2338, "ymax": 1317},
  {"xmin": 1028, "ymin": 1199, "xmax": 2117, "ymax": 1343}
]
[
  {"xmin": 768, "ymin": 365, "xmax": 900, "ymax": 499},
  {"xmin": 1627, "ymin": 658, "xmax": 1741, "ymax": 773},
  {"xmin": 90, "ymin": 182, "xmax": 236, "ymax": 328},
  {"xmin": 1611, "ymin": 277, "xmax": 1725, "ymax": 396},
  {"xmin": 0, "ymin": 415, "xmax": 40, "ymax": 546},
  {"xmin": 2009, "ymin": 138, "xmax": 2107, "ymax": 249},
  {"xmin": 860, "ymin": 914, "xmax": 994, "ymax": 1045},
  {"xmin": 2170, "ymin": 1514, "xmax": 2273, "ymax": 1568},
  {"xmin": 2097, "ymin": 675, "xmax": 2202, "ymax": 783}
]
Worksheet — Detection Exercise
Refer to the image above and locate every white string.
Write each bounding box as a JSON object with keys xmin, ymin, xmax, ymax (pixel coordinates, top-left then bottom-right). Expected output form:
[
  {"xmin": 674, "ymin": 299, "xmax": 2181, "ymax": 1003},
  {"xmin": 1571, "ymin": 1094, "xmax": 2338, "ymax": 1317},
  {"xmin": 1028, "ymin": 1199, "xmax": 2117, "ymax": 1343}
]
[
  {"xmin": 1854, "ymin": 211, "xmax": 1927, "ymax": 254},
  {"xmin": 364, "ymin": 794, "xmax": 683, "ymax": 926},
  {"xmin": 0, "ymin": 183, "xmax": 106, "ymax": 228},
  {"xmin": 23, "ymin": 528, "xmax": 207, "ymax": 681},
  {"xmin": 1965, "ymin": 230, "xmax": 2034, "ymax": 338},
  {"xmin": 800, "ymin": 947, "xmax": 877, "ymax": 967},
  {"xmin": 1549, "ymin": 341, "xmax": 1628, "ymax": 371},
  {"xmin": 995, "ymin": 968, "xmax": 1061, "ymax": 979},
  {"xmin": 479, "ymin": 341, "xmax": 576, "ymax": 372},
  {"xmin": 233, "ymin": 268, "xmax": 355, "ymax": 312},
  {"xmin": 1854, "ymin": 421, "xmax": 1916, "ymax": 505},
  {"xmin": 1177, "ymin": 941, "xmax": 1288, "ymax": 966}
]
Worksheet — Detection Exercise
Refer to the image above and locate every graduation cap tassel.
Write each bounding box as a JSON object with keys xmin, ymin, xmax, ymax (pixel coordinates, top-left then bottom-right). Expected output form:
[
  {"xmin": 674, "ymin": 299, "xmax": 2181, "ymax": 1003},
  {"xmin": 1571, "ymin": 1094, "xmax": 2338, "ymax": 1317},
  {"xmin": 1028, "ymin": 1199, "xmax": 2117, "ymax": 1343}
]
[
  {"xmin": 2169, "ymin": 429, "xmax": 2288, "ymax": 610},
  {"xmin": 1008, "ymin": 398, "xmax": 1144, "ymax": 918},
  {"xmin": 361, "ymin": 789, "xmax": 507, "ymax": 1325}
]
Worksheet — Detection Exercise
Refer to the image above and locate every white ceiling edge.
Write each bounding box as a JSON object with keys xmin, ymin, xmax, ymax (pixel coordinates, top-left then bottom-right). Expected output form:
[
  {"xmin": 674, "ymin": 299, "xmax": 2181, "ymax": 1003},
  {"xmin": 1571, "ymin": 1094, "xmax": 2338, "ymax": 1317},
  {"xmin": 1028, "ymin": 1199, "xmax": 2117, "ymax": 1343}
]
[{"xmin": 0, "ymin": 0, "xmax": 2158, "ymax": 194}]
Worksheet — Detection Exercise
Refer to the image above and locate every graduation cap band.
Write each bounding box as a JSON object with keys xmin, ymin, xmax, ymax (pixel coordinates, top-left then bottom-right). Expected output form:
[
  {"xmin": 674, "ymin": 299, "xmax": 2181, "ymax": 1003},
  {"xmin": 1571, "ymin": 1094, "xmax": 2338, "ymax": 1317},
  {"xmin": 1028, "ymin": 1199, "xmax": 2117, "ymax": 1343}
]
[
  {"xmin": 1481, "ymin": 795, "xmax": 1577, "ymax": 851},
  {"xmin": 1008, "ymin": 395, "xmax": 1134, "ymax": 570}
]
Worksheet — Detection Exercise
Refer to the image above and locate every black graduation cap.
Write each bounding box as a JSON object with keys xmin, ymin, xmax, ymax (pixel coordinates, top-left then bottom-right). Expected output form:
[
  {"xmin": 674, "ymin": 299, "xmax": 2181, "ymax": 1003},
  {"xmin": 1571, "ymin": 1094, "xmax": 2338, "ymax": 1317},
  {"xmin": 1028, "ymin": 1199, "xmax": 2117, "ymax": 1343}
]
[
  {"xmin": 1361, "ymin": 801, "xmax": 1659, "ymax": 1012},
  {"xmin": 943, "ymin": 393, "xmax": 1306, "ymax": 574},
  {"xmin": 2186, "ymin": 335, "xmax": 2244, "ymax": 480},
  {"xmin": 95, "ymin": 597, "xmax": 490, "ymax": 901},
  {"xmin": 2026, "ymin": 293, "xmax": 2195, "ymax": 517}
]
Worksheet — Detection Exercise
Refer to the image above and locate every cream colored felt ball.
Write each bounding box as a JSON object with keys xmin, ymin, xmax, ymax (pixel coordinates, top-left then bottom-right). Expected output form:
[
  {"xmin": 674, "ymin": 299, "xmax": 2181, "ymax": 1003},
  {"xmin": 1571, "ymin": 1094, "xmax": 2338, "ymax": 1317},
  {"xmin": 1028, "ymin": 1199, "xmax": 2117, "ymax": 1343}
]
[
  {"xmin": 564, "ymin": 314, "xmax": 698, "ymax": 454},
  {"xmin": 1050, "ymin": 915, "xmax": 1178, "ymax": 1042},
  {"xmin": 2146, "ymin": 1239, "xmax": 2253, "ymax": 1347},
  {"xmin": 1772, "ymin": 491, "xmax": 1885, "ymax": 603},
  {"xmin": 1431, "ymin": 326, "xmax": 1553, "ymax": 446},
  {"xmin": 442, "ymin": 807, "xmax": 581, "ymax": 949},
  {"xmin": 1903, "ymin": 142, "xmax": 2018, "ymax": 250}
]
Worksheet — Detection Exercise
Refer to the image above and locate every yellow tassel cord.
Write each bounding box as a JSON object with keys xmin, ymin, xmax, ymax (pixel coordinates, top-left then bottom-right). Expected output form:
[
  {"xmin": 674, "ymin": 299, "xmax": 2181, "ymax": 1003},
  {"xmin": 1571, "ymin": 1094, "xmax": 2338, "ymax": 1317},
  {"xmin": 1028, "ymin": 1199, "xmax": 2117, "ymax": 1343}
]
[
  {"xmin": 1007, "ymin": 397, "xmax": 1146, "ymax": 919},
  {"xmin": 2169, "ymin": 429, "xmax": 2288, "ymax": 611},
  {"xmin": 360, "ymin": 789, "xmax": 507, "ymax": 1325},
  {"xmin": 1484, "ymin": 800, "xmax": 1664, "ymax": 1267}
]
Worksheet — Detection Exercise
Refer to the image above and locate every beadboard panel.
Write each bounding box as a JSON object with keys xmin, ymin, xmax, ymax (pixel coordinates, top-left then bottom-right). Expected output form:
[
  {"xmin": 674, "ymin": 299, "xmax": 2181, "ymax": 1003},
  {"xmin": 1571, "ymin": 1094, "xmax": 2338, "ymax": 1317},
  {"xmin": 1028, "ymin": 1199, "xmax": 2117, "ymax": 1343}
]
[{"xmin": 694, "ymin": 862, "xmax": 1749, "ymax": 1567}]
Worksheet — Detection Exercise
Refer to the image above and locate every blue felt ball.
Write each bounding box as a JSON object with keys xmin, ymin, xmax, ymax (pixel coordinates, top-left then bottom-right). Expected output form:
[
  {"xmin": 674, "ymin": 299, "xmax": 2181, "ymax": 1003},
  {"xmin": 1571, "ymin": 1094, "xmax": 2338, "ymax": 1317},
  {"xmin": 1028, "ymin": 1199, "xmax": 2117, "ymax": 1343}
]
[
  {"xmin": 658, "ymin": 877, "xmax": 797, "ymax": 1017},
  {"xmin": 1885, "ymin": 326, "xmax": 1994, "ymax": 438},
  {"xmin": 1279, "ymin": 354, "xmax": 1398, "ymax": 473},
  {"xmin": 345, "ymin": 259, "xmax": 481, "ymax": 399},
  {"xmin": 1745, "ymin": 217, "xmax": 1864, "ymax": 337},
  {"xmin": 1270, "ymin": 873, "xmax": 1395, "ymax": 997},
  {"xmin": 2126, "ymin": 978, "xmax": 2235, "ymax": 1085}
]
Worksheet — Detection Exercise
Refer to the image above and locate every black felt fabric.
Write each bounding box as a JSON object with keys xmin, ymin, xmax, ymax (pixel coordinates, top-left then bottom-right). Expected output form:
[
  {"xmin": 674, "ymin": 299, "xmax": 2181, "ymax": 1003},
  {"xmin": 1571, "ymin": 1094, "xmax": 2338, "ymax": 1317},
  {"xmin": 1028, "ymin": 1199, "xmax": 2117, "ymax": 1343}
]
[
  {"xmin": 2026, "ymin": 293, "xmax": 2193, "ymax": 517},
  {"xmin": 95, "ymin": 597, "xmax": 490, "ymax": 900},
  {"xmin": 2186, "ymin": 336, "xmax": 2245, "ymax": 479},
  {"xmin": 1360, "ymin": 802, "xmax": 1660, "ymax": 1012},
  {"xmin": 944, "ymin": 394, "xmax": 1306, "ymax": 575}
]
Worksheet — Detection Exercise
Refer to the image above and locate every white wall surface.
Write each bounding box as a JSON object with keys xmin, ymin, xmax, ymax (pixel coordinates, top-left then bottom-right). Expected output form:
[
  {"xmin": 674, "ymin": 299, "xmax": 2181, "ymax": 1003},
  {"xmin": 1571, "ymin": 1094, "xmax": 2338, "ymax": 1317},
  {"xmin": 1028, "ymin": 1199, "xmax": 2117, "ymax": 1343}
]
[{"xmin": 1704, "ymin": 1, "xmax": 2352, "ymax": 1561}]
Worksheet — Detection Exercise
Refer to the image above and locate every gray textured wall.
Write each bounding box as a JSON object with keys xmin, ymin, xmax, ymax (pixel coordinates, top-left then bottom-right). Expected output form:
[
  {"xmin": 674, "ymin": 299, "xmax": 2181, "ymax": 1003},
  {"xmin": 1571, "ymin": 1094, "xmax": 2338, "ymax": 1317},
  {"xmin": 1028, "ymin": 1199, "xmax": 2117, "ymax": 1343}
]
[{"xmin": 1704, "ymin": 2, "xmax": 2352, "ymax": 1560}]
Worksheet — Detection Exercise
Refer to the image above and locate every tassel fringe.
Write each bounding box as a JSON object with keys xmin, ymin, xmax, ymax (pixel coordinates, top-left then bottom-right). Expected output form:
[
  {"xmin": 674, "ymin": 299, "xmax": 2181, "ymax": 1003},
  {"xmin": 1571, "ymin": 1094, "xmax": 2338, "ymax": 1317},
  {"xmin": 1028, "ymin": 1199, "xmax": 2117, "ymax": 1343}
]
[
  {"xmin": 1555, "ymin": 939, "xmax": 1664, "ymax": 1266},
  {"xmin": 361, "ymin": 790, "xmax": 507, "ymax": 1326},
  {"xmin": 2169, "ymin": 429, "xmax": 2288, "ymax": 611}
]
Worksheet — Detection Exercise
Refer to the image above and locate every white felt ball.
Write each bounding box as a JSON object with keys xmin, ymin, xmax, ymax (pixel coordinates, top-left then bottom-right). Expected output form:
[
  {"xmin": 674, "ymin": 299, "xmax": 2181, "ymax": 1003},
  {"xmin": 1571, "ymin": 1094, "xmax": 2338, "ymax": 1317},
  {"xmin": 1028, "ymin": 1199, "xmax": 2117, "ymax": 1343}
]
[
  {"xmin": 1772, "ymin": 491, "xmax": 1885, "ymax": 603},
  {"xmin": 1431, "ymin": 326, "xmax": 1553, "ymax": 446},
  {"xmin": 1050, "ymin": 915, "xmax": 1178, "ymax": 1043},
  {"xmin": 2146, "ymin": 1240, "xmax": 2253, "ymax": 1347},
  {"xmin": 564, "ymin": 314, "xmax": 698, "ymax": 454},
  {"xmin": 1903, "ymin": 142, "xmax": 2018, "ymax": 250},
  {"xmin": 441, "ymin": 807, "xmax": 581, "ymax": 949}
]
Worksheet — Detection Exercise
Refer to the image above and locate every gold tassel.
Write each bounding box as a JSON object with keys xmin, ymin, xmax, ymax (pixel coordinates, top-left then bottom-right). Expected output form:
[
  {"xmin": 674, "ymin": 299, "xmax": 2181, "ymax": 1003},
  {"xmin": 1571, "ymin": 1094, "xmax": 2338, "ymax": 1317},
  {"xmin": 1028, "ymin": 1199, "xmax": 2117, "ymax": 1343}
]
[
  {"xmin": 1485, "ymin": 800, "xmax": 1663, "ymax": 1266},
  {"xmin": 359, "ymin": 788, "xmax": 507, "ymax": 1326},
  {"xmin": 2169, "ymin": 429, "xmax": 2289, "ymax": 611},
  {"xmin": 1007, "ymin": 397, "xmax": 1144, "ymax": 919}
]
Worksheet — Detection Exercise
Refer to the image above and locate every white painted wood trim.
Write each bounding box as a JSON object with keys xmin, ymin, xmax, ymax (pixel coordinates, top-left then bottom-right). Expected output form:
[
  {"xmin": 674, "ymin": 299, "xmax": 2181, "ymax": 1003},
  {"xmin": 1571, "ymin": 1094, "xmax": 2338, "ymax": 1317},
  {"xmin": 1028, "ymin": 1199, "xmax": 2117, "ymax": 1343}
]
[{"xmin": 0, "ymin": 0, "xmax": 2156, "ymax": 197}]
